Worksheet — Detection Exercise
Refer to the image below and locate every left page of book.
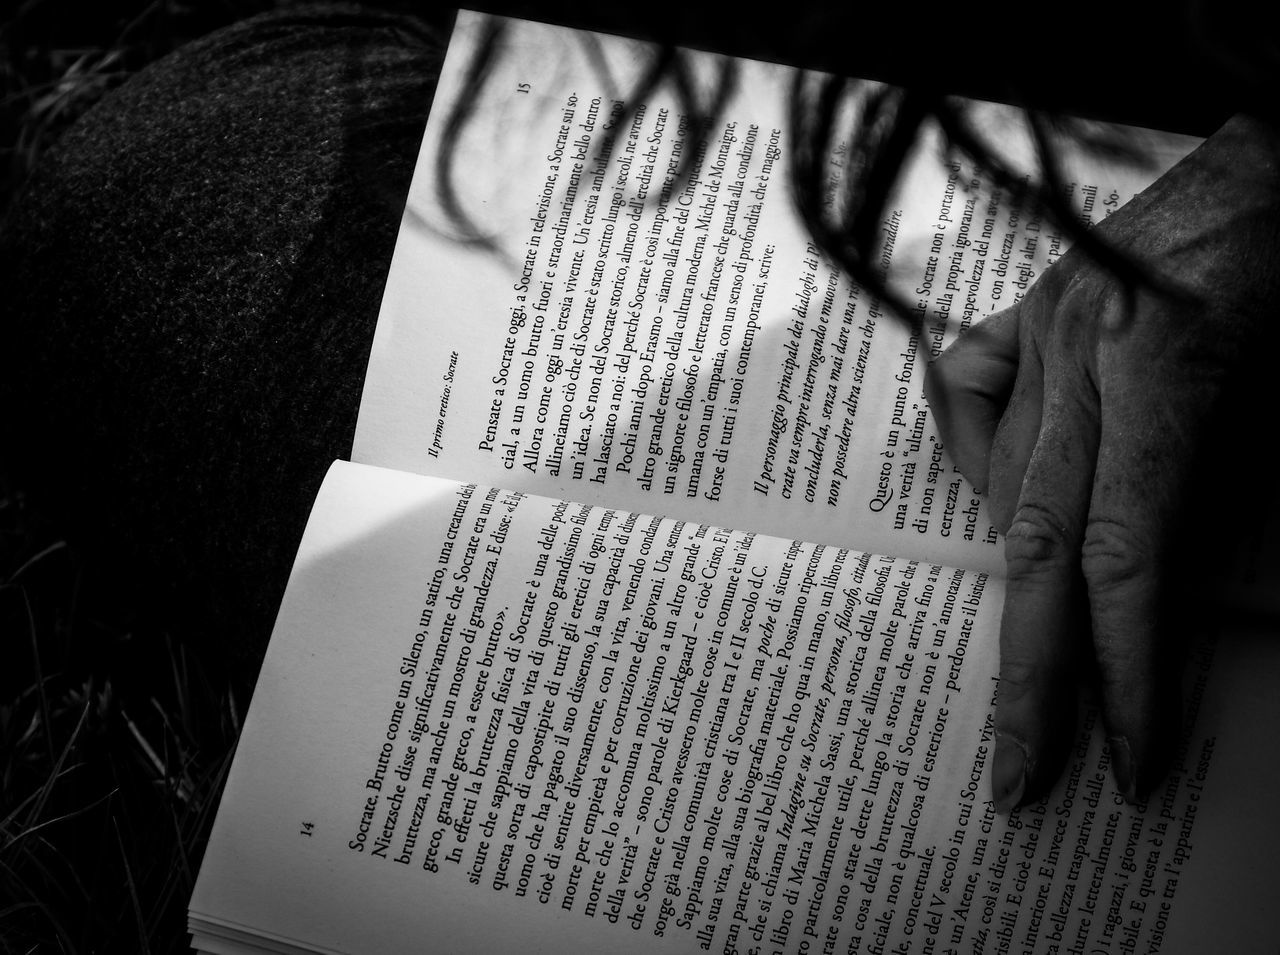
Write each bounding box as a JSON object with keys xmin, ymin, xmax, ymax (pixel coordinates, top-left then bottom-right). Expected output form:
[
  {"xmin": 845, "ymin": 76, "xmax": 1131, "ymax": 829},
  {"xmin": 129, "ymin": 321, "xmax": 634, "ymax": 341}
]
[
  {"xmin": 351, "ymin": 10, "xmax": 1198, "ymax": 574},
  {"xmin": 188, "ymin": 460, "xmax": 1277, "ymax": 954}
]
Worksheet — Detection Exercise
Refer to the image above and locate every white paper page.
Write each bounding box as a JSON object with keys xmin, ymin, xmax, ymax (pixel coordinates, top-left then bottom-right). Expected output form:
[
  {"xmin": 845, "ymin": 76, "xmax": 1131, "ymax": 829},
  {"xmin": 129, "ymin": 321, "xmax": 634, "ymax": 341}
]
[
  {"xmin": 352, "ymin": 11, "xmax": 1200, "ymax": 575},
  {"xmin": 189, "ymin": 461, "xmax": 1277, "ymax": 954}
]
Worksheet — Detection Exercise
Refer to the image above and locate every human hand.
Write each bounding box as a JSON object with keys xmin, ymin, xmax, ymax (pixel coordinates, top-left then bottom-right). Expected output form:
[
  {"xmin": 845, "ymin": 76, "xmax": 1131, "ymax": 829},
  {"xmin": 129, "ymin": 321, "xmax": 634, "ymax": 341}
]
[{"xmin": 923, "ymin": 113, "xmax": 1280, "ymax": 811}]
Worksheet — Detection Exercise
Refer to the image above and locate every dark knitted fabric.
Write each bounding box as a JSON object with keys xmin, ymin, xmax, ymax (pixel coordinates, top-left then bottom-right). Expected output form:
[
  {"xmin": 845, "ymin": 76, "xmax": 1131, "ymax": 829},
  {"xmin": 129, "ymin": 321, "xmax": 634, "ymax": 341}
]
[{"xmin": 2, "ymin": 4, "xmax": 446, "ymax": 681}]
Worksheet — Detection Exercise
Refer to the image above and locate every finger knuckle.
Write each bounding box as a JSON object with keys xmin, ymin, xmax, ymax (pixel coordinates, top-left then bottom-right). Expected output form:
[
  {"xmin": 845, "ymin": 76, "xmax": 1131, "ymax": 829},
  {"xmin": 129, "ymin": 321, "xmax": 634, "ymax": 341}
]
[
  {"xmin": 1003, "ymin": 503, "xmax": 1077, "ymax": 579},
  {"xmin": 1061, "ymin": 266, "xmax": 1111, "ymax": 312},
  {"xmin": 996, "ymin": 657, "xmax": 1041, "ymax": 706},
  {"xmin": 1081, "ymin": 517, "xmax": 1149, "ymax": 595}
]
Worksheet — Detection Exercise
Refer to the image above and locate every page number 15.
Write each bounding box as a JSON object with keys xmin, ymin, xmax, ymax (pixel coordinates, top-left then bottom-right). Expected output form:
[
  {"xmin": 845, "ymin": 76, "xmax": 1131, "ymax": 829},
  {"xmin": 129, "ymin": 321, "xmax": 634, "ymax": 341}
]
[{"xmin": 516, "ymin": 82, "xmax": 531, "ymax": 94}]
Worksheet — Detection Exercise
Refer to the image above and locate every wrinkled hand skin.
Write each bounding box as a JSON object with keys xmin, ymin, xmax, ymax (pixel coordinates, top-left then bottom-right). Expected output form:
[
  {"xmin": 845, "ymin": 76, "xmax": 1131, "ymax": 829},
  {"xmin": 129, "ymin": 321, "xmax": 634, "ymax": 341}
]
[{"xmin": 924, "ymin": 113, "xmax": 1280, "ymax": 812}]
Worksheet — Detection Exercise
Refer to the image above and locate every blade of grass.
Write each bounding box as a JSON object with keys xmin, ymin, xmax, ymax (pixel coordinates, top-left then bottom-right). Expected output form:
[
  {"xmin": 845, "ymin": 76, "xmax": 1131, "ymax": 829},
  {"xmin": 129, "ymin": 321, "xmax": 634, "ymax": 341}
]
[
  {"xmin": 21, "ymin": 588, "xmax": 56, "ymax": 767},
  {"xmin": 112, "ymin": 815, "xmax": 150, "ymax": 955}
]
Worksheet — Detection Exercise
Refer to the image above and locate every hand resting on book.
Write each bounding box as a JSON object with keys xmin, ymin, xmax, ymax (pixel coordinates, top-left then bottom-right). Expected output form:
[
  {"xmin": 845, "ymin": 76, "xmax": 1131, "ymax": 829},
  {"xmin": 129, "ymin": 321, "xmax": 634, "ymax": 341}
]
[{"xmin": 923, "ymin": 112, "xmax": 1280, "ymax": 812}]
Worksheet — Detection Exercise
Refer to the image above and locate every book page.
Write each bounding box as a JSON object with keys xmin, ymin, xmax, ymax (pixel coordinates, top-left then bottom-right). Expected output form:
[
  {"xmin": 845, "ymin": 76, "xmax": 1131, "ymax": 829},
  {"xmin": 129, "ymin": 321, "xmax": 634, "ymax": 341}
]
[
  {"xmin": 189, "ymin": 461, "xmax": 1276, "ymax": 954},
  {"xmin": 352, "ymin": 11, "xmax": 1200, "ymax": 575}
]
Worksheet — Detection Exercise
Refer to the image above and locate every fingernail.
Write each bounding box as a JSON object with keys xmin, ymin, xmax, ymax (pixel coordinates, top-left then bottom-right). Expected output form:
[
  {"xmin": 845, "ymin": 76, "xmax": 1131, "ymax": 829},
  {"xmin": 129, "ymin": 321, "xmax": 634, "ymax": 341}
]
[
  {"xmin": 993, "ymin": 733, "xmax": 1028, "ymax": 813},
  {"xmin": 1109, "ymin": 736, "xmax": 1138, "ymax": 803}
]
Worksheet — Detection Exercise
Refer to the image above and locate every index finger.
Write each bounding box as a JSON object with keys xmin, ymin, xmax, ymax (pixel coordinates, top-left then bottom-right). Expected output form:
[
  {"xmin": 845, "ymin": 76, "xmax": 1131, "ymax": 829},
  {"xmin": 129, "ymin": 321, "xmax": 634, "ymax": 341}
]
[{"xmin": 991, "ymin": 350, "xmax": 1099, "ymax": 811}]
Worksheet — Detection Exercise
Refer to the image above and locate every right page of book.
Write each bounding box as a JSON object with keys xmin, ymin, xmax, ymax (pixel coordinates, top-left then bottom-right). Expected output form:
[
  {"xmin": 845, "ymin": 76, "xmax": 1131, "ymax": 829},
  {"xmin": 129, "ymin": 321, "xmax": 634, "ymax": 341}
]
[
  {"xmin": 189, "ymin": 460, "xmax": 1279, "ymax": 954},
  {"xmin": 352, "ymin": 10, "xmax": 1201, "ymax": 576}
]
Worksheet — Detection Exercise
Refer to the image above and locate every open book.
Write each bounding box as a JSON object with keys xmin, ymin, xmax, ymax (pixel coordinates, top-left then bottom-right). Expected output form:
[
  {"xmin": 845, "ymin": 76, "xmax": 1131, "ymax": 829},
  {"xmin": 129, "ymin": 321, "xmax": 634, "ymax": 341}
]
[{"xmin": 188, "ymin": 11, "xmax": 1280, "ymax": 954}]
